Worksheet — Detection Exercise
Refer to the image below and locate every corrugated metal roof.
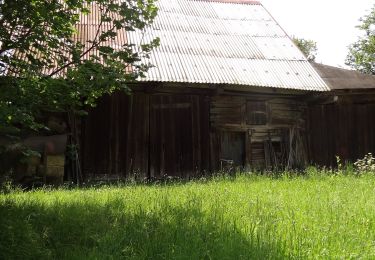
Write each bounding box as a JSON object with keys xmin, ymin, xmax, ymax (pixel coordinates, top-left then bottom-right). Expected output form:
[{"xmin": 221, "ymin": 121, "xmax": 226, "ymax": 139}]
[{"xmin": 127, "ymin": 0, "xmax": 329, "ymax": 91}]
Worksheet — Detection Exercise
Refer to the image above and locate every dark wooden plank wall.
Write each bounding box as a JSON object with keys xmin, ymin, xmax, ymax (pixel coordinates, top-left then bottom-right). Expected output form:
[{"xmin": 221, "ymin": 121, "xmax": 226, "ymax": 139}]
[
  {"xmin": 210, "ymin": 95, "xmax": 307, "ymax": 171},
  {"xmin": 81, "ymin": 93, "xmax": 149, "ymax": 179},
  {"xmin": 149, "ymin": 94, "xmax": 210, "ymax": 178},
  {"xmin": 81, "ymin": 91, "xmax": 210, "ymax": 179},
  {"xmin": 308, "ymin": 103, "xmax": 375, "ymax": 166},
  {"xmin": 81, "ymin": 88, "xmax": 375, "ymax": 175}
]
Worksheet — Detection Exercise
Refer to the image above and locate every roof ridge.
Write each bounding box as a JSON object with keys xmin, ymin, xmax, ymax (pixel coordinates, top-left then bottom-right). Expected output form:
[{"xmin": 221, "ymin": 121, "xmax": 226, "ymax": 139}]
[{"xmin": 192, "ymin": 0, "xmax": 261, "ymax": 5}]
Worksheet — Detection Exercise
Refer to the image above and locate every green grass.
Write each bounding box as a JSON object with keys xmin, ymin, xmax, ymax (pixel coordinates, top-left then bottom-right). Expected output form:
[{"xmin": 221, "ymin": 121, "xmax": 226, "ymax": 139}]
[{"xmin": 1, "ymin": 173, "xmax": 375, "ymax": 259}]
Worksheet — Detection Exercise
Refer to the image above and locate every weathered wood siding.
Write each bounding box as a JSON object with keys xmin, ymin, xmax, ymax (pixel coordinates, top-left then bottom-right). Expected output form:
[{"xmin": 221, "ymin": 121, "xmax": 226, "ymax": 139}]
[
  {"xmin": 81, "ymin": 93, "xmax": 149, "ymax": 179},
  {"xmin": 81, "ymin": 91, "xmax": 209, "ymax": 179},
  {"xmin": 149, "ymin": 94, "xmax": 210, "ymax": 178},
  {"xmin": 308, "ymin": 102, "xmax": 375, "ymax": 166},
  {"xmin": 82, "ymin": 87, "xmax": 309, "ymax": 179},
  {"xmin": 210, "ymin": 94, "xmax": 308, "ymax": 171}
]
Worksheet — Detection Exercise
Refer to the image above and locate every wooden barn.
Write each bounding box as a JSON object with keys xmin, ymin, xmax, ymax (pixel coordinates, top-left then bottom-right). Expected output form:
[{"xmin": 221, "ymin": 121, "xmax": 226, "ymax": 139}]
[
  {"xmin": 79, "ymin": 0, "xmax": 330, "ymax": 180},
  {"xmin": 308, "ymin": 63, "xmax": 375, "ymax": 166}
]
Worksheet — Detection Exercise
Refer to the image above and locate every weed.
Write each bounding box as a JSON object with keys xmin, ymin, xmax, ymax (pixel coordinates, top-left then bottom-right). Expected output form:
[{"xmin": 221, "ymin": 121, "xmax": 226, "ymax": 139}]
[{"xmin": 354, "ymin": 153, "xmax": 375, "ymax": 174}]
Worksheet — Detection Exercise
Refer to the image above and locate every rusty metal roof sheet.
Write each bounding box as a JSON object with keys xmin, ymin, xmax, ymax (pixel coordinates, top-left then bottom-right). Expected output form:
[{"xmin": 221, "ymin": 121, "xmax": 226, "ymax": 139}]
[
  {"xmin": 11, "ymin": 2, "xmax": 128, "ymax": 77},
  {"xmin": 127, "ymin": 0, "xmax": 329, "ymax": 91}
]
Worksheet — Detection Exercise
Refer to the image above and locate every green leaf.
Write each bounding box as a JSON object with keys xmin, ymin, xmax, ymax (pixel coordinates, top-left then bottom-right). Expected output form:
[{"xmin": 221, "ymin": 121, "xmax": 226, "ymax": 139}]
[{"xmin": 0, "ymin": 0, "xmax": 159, "ymax": 134}]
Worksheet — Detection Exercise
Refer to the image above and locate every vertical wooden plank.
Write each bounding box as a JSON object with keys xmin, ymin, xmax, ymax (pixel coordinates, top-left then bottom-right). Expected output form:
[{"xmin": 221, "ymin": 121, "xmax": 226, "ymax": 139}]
[
  {"xmin": 144, "ymin": 94, "xmax": 150, "ymax": 178},
  {"xmin": 167, "ymin": 95, "xmax": 176, "ymax": 175},
  {"xmin": 114, "ymin": 94, "xmax": 120, "ymax": 176},
  {"xmin": 117, "ymin": 93, "xmax": 127, "ymax": 177},
  {"xmin": 191, "ymin": 96, "xmax": 202, "ymax": 176},
  {"xmin": 352, "ymin": 104, "xmax": 359, "ymax": 160},
  {"xmin": 201, "ymin": 96, "xmax": 210, "ymax": 173},
  {"xmin": 150, "ymin": 95, "xmax": 160, "ymax": 178},
  {"xmin": 160, "ymin": 96, "xmax": 166, "ymax": 176},
  {"xmin": 127, "ymin": 93, "xmax": 149, "ymax": 178},
  {"xmin": 209, "ymin": 131, "xmax": 218, "ymax": 172},
  {"xmin": 361, "ymin": 104, "xmax": 368, "ymax": 156},
  {"xmin": 125, "ymin": 94, "xmax": 133, "ymax": 176},
  {"xmin": 241, "ymin": 102, "xmax": 246, "ymax": 126},
  {"xmin": 107, "ymin": 95, "xmax": 114, "ymax": 175},
  {"xmin": 369, "ymin": 104, "xmax": 375, "ymax": 156},
  {"xmin": 245, "ymin": 130, "xmax": 251, "ymax": 170}
]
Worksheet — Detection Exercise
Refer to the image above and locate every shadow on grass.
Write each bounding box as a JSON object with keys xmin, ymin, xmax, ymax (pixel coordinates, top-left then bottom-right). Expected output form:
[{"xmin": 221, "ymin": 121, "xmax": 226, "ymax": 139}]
[{"xmin": 0, "ymin": 197, "xmax": 286, "ymax": 259}]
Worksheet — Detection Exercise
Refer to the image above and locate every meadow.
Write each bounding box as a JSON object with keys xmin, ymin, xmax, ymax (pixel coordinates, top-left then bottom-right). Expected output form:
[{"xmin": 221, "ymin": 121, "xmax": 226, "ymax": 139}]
[{"xmin": 1, "ymin": 171, "xmax": 375, "ymax": 259}]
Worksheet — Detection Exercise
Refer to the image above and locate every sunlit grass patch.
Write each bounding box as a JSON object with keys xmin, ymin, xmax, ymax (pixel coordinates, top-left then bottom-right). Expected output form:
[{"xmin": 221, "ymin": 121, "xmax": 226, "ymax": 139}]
[{"xmin": 1, "ymin": 174, "xmax": 375, "ymax": 259}]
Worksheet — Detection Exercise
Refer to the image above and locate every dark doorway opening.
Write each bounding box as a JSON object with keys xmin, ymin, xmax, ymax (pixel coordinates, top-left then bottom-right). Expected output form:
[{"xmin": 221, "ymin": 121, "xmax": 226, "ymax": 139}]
[{"xmin": 220, "ymin": 131, "xmax": 246, "ymax": 169}]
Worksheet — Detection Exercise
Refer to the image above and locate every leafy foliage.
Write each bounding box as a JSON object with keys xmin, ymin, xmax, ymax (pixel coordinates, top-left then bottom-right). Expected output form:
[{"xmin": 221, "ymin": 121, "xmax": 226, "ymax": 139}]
[
  {"xmin": 0, "ymin": 0, "xmax": 159, "ymax": 134},
  {"xmin": 346, "ymin": 5, "xmax": 375, "ymax": 74},
  {"xmin": 292, "ymin": 37, "xmax": 318, "ymax": 62}
]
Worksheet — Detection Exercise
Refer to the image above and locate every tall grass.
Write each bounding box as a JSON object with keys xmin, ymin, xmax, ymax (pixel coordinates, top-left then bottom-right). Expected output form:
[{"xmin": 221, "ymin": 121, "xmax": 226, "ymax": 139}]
[{"xmin": 1, "ymin": 173, "xmax": 375, "ymax": 259}]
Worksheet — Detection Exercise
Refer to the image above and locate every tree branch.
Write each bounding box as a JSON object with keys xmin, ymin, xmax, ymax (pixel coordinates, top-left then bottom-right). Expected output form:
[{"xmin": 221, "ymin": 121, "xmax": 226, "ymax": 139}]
[{"xmin": 47, "ymin": 6, "xmax": 114, "ymax": 77}]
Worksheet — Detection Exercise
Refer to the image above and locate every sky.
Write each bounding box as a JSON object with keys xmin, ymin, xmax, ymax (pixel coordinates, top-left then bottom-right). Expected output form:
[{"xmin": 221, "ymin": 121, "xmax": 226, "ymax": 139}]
[{"xmin": 260, "ymin": 0, "xmax": 374, "ymax": 68}]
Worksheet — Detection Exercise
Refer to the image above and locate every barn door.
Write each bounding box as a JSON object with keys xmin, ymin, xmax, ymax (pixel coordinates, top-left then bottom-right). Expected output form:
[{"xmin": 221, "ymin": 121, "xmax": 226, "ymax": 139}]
[
  {"xmin": 149, "ymin": 95, "xmax": 194, "ymax": 178},
  {"xmin": 220, "ymin": 131, "xmax": 246, "ymax": 170}
]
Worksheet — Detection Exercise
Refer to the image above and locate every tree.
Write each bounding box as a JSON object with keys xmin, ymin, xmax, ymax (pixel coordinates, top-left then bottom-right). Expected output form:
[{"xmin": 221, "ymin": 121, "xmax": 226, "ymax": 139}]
[
  {"xmin": 292, "ymin": 37, "xmax": 318, "ymax": 62},
  {"xmin": 0, "ymin": 0, "xmax": 159, "ymax": 182},
  {"xmin": 346, "ymin": 5, "xmax": 375, "ymax": 74},
  {"xmin": 0, "ymin": 0, "xmax": 159, "ymax": 133}
]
